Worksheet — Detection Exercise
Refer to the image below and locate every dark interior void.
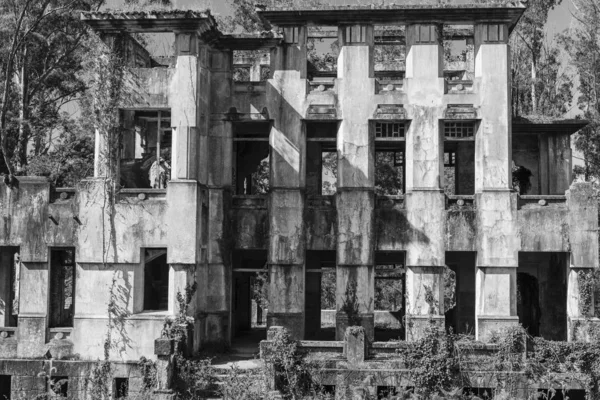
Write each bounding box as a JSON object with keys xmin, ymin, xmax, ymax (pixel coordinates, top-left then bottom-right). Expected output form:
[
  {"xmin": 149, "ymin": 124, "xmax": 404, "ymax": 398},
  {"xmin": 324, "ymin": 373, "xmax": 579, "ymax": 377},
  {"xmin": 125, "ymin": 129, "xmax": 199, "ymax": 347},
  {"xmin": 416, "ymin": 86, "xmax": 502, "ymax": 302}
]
[
  {"xmin": 232, "ymin": 250, "xmax": 268, "ymax": 338},
  {"xmin": 306, "ymin": 250, "xmax": 336, "ymax": 340},
  {"xmin": 234, "ymin": 121, "xmax": 271, "ymax": 195},
  {"xmin": 0, "ymin": 247, "xmax": 19, "ymax": 328},
  {"xmin": 50, "ymin": 376, "xmax": 68, "ymax": 397},
  {"xmin": 518, "ymin": 252, "xmax": 568, "ymax": 341},
  {"xmin": 512, "ymin": 133, "xmax": 572, "ymax": 195},
  {"xmin": 445, "ymin": 252, "xmax": 476, "ymax": 335},
  {"xmin": 120, "ymin": 110, "xmax": 172, "ymax": 189},
  {"xmin": 462, "ymin": 387, "xmax": 493, "ymax": 399},
  {"xmin": 443, "ymin": 141, "xmax": 475, "ymax": 196},
  {"xmin": 114, "ymin": 377, "xmax": 129, "ymax": 399},
  {"xmin": 49, "ymin": 248, "xmax": 75, "ymax": 328},
  {"xmin": 375, "ymin": 142, "xmax": 405, "ymax": 196},
  {"xmin": 306, "ymin": 122, "xmax": 337, "ymax": 196},
  {"xmin": 0, "ymin": 375, "xmax": 10, "ymax": 399},
  {"xmin": 537, "ymin": 389, "xmax": 586, "ymax": 400},
  {"xmin": 374, "ymin": 251, "xmax": 405, "ymax": 341},
  {"xmin": 143, "ymin": 249, "xmax": 168, "ymax": 311}
]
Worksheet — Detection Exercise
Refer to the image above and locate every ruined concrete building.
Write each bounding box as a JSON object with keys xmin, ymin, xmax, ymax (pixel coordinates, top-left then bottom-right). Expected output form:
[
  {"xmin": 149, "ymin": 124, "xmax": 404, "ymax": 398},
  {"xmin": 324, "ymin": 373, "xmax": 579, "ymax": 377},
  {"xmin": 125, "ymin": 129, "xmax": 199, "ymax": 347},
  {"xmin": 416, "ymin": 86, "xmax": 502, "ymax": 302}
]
[{"xmin": 0, "ymin": 1, "xmax": 597, "ymax": 398}]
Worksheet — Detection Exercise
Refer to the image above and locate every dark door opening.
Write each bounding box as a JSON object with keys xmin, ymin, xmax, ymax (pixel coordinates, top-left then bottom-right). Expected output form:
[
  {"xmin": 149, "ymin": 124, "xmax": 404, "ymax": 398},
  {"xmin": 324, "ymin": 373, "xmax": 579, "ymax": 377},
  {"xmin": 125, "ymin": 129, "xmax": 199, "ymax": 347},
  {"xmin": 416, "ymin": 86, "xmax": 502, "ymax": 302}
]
[
  {"xmin": 518, "ymin": 252, "xmax": 567, "ymax": 340},
  {"xmin": 232, "ymin": 250, "xmax": 269, "ymax": 338},
  {"xmin": 445, "ymin": 252, "xmax": 476, "ymax": 336}
]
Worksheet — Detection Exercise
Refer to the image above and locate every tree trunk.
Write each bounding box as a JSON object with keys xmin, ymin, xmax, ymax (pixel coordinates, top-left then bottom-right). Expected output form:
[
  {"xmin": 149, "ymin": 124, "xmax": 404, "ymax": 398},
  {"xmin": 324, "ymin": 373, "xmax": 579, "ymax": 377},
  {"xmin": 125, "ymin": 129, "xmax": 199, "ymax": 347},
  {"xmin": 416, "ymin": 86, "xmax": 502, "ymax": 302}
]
[
  {"xmin": 531, "ymin": 57, "xmax": 537, "ymax": 115},
  {"xmin": 16, "ymin": 46, "xmax": 29, "ymax": 172}
]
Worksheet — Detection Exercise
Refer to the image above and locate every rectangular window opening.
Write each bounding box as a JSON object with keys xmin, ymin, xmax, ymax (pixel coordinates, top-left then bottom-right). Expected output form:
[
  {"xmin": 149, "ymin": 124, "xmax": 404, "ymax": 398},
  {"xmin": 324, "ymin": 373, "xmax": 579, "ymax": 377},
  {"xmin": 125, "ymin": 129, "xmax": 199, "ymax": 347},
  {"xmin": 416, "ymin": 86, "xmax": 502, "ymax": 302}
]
[
  {"xmin": 120, "ymin": 110, "xmax": 172, "ymax": 189},
  {"xmin": 306, "ymin": 251, "xmax": 336, "ymax": 341},
  {"xmin": 443, "ymin": 25, "xmax": 474, "ymax": 81},
  {"xmin": 307, "ymin": 122, "xmax": 338, "ymax": 196},
  {"xmin": 233, "ymin": 50, "xmax": 270, "ymax": 82},
  {"xmin": 0, "ymin": 247, "xmax": 19, "ymax": 328},
  {"xmin": 234, "ymin": 122, "xmax": 270, "ymax": 195},
  {"xmin": 374, "ymin": 123, "xmax": 406, "ymax": 196},
  {"xmin": 374, "ymin": 25, "xmax": 406, "ymax": 75},
  {"xmin": 374, "ymin": 252, "xmax": 405, "ymax": 341},
  {"xmin": 114, "ymin": 377, "xmax": 129, "ymax": 399},
  {"xmin": 49, "ymin": 376, "xmax": 68, "ymax": 398},
  {"xmin": 307, "ymin": 26, "xmax": 339, "ymax": 79},
  {"xmin": 143, "ymin": 248, "xmax": 169, "ymax": 312},
  {"xmin": 49, "ymin": 248, "xmax": 75, "ymax": 328},
  {"xmin": 444, "ymin": 121, "xmax": 475, "ymax": 196}
]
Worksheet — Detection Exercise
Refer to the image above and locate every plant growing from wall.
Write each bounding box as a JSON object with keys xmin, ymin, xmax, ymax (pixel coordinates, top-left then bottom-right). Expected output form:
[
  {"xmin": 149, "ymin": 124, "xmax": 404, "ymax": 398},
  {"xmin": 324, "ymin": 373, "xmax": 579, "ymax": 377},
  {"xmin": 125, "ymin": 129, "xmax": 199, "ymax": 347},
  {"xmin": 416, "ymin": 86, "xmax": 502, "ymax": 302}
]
[
  {"xmin": 340, "ymin": 279, "xmax": 361, "ymax": 327},
  {"xmin": 577, "ymin": 270, "xmax": 595, "ymax": 317}
]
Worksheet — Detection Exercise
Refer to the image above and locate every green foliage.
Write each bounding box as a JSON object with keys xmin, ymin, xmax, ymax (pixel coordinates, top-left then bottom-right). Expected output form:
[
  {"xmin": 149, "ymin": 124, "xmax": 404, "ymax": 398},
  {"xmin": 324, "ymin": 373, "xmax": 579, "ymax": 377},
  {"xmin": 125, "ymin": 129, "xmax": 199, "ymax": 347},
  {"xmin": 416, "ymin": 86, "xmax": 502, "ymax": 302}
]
[
  {"xmin": 138, "ymin": 356, "xmax": 157, "ymax": 391},
  {"xmin": 24, "ymin": 119, "xmax": 94, "ymax": 187},
  {"xmin": 398, "ymin": 323, "xmax": 460, "ymax": 396},
  {"xmin": 218, "ymin": 365, "xmax": 268, "ymax": 400},
  {"xmin": 263, "ymin": 328, "xmax": 323, "ymax": 400},
  {"xmin": 577, "ymin": 270, "xmax": 595, "ymax": 317}
]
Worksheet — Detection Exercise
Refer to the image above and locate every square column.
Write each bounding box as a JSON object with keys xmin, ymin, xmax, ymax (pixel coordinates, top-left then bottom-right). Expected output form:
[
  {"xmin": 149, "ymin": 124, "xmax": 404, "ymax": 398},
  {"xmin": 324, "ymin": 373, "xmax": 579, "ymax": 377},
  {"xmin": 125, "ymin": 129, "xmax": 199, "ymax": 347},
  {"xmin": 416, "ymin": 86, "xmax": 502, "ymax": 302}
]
[
  {"xmin": 266, "ymin": 27, "xmax": 308, "ymax": 339},
  {"xmin": 403, "ymin": 24, "xmax": 446, "ymax": 339},
  {"xmin": 197, "ymin": 50, "xmax": 234, "ymax": 347},
  {"xmin": 566, "ymin": 182, "xmax": 600, "ymax": 340},
  {"xmin": 473, "ymin": 24, "xmax": 520, "ymax": 340},
  {"xmin": 170, "ymin": 33, "xmax": 209, "ymax": 182},
  {"xmin": 336, "ymin": 25, "xmax": 376, "ymax": 341}
]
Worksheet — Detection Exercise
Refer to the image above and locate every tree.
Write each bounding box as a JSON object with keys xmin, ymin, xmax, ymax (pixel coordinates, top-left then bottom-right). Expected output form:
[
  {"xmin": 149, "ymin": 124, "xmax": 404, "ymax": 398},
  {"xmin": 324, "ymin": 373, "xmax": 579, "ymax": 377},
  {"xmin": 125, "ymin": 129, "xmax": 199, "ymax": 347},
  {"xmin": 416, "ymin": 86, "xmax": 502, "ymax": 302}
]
[
  {"xmin": 563, "ymin": 0, "xmax": 600, "ymax": 181},
  {"xmin": 0, "ymin": 0, "xmax": 107, "ymax": 179},
  {"xmin": 510, "ymin": 0, "xmax": 572, "ymax": 117}
]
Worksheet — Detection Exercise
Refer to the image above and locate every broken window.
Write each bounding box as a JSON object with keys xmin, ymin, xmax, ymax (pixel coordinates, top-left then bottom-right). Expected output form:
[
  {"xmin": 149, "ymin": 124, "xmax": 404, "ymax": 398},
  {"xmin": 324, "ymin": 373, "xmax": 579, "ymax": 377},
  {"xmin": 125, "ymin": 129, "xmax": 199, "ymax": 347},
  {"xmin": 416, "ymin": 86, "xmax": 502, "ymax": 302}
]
[
  {"xmin": 443, "ymin": 25, "xmax": 474, "ymax": 81},
  {"xmin": 307, "ymin": 26, "xmax": 339, "ymax": 80},
  {"xmin": 120, "ymin": 110, "xmax": 172, "ymax": 189},
  {"xmin": 374, "ymin": 121, "xmax": 406, "ymax": 196},
  {"xmin": 374, "ymin": 25, "xmax": 406, "ymax": 74},
  {"xmin": 0, "ymin": 247, "xmax": 19, "ymax": 327},
  {"xmin": 443, "ymin": 121, "xmax": 475, "ymax": 196},
  {"xmin": 234, "ymin": 122, "xmax": 270, "ymax": 195},
  {"xmin": 49, "ymin": 249, "xmax": 75, "ymax": 328},
  {"xmin": 143, "ymin": 249, "xmax": 169, "ymax": 311},
  {"xmin": 306, "ymin": 122, "xmax": 337, "ymax": 196},
  {"xmin": 233, "ymin": 50, "xmax": 270, "ymax": 82}
]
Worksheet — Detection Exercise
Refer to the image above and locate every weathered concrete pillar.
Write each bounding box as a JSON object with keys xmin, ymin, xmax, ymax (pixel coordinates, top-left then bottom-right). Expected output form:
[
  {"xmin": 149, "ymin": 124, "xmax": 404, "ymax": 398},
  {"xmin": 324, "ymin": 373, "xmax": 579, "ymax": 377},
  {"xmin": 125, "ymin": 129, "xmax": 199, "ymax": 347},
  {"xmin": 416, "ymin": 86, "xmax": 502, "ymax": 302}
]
[
  {"xmin": 266, "ymin": 26, "xmax": 308, "ymax": 339},
  {"xmin": 336, "ymin": 24, "xmax": 375, "ymax": 341},
  {"xmin": 199, "ymin": 49, "xmax": 234, "ymax": 347},
  {"xmin": 474, "ymin": 23, "xmax": 519, "ymax": 340},
  {"xmin": 170, "ymin": 33, "xmax": 206, "ymax": 181},
  {"xmin": 566, "ymin": 182, "xmax": 600, "ymax": 340},
  {"xmin": 404, "ymin": 24, "xmax": 446, "ymax": 339}
]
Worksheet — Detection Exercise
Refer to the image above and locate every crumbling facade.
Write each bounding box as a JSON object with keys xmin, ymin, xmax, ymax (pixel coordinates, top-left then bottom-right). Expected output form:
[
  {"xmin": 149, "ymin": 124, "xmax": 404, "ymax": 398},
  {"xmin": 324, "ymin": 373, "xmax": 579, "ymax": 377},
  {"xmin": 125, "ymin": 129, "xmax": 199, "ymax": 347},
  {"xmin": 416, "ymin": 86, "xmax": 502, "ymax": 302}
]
[{"xmin": 0, "ymin": 1, "xmax": 597, "ymax": 398}]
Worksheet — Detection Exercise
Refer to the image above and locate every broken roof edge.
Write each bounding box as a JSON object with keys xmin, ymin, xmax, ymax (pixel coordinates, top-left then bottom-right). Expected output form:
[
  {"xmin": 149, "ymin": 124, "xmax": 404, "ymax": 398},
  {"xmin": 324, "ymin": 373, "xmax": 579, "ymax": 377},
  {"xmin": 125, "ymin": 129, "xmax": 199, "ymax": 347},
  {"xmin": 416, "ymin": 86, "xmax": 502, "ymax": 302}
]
[
  {"xmin": 81, "ymin": 9, "xmax": 218, "ymax": 33},
  {"xmin": 512, "ymin": 116, "xmax": 589, "ymax": 135},
  {"xmin": 257, "ymin": 2, "xmax": 527, "ymax": 30}
]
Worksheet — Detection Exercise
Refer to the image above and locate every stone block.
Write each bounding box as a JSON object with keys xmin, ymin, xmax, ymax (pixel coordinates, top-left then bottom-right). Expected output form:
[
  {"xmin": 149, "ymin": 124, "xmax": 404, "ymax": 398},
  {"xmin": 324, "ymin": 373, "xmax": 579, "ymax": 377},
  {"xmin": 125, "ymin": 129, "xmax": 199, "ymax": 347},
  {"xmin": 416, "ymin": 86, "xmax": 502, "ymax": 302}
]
[
  {"xmin": 343, "ymin": 326, "xmax": 367, "ymax": 364},
  {"xmin": 154, "ymin": 338, "xmax": 174, "ymax": 356}
]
